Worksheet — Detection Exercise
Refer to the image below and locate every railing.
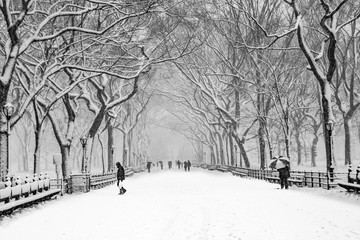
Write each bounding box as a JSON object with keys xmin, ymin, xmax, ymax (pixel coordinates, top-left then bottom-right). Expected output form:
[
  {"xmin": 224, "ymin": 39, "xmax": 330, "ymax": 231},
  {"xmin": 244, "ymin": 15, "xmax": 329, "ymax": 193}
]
[
  {"xmin": 195, "ymin": 164, "xmax": 344, "ymax": 190},
  {"xmin": 87, "ymin": 166, "xmax": 146, "ymax": 191}
]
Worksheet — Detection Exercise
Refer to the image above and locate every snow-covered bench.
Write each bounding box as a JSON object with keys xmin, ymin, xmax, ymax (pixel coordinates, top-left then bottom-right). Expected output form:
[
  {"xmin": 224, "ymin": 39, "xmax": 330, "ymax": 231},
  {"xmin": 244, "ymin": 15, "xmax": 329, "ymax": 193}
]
[
  {"xmin": 90, "ymin": 173, "xmax": 116, "ymax": 189},
  {"xmin": 265, "ymin": 172, "xmax": 305, "ymax": 187},
  {"xmin": 0, "ymin": 188, "xmax": 61, "ymax": 215},
  {"xmin": 207, "ymin": 165, "xmax": 217, "ymax": 171},
  {"xmin": 337, "ymin": 182, "xmax": 360, "ymax": 193},
  {"xmin": 230, "ymin": 167, "xmax": 248, "ymax": 178},
  {"xmin": 288, "ymin": 173, "xmax": 305, "ymax": 187},
  {"xmin": 90, "ymin": 169, "xmax": 135, "ymax": 189},
  {"xmin": 125, "ymin": 168, "xmax": 134, "ymax": 177},
  {"xmin": 0, "ymin": 175, "xmax": 60, "ymax": 215},
  {"xmin": 265, "ymin": 172, "xmax": 279, "ymax": 183},
  {"xmin": 217, "ymin": 165, "xmax": 231, "ymax": 173}
]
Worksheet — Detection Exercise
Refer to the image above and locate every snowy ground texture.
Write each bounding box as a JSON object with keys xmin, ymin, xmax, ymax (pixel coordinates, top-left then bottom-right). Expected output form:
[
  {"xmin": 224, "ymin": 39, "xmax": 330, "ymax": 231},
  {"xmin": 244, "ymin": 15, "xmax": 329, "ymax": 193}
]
[{"xmin": 0, "ymin": 168, "xmax": 359, "ymax": 240}]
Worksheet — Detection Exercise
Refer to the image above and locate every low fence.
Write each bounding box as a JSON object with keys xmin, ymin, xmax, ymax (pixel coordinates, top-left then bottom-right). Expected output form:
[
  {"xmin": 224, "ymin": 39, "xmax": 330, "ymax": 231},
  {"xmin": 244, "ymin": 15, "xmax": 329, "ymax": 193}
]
[
  {"xmin": 68, "ymin": 166, "xmax": 146, "ymax": 193},
  {"xmin": 195, "ymin": 163, "xmax": 347, "ymax": 190}
]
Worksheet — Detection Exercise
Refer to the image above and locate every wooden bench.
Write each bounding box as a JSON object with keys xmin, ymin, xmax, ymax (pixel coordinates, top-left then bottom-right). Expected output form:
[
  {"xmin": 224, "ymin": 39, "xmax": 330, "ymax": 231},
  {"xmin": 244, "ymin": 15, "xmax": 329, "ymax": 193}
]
[
  {"xmin": 265, "ymin": 172, "xmax": 305, "ymax": 187},
  {"xmin": 200, "ymin": 164, "xmax": 209, "ymax": 169},
  {"xmin": 90, "ymin": 173, "xmax": 116, "ymax": 189},
  {"xmin": 230, "ymin": 167, "xmax": 248, "ymax": 178},
  {"xmin": 288, "ymin": 173, "xmax": 305, "ymax": 187},
  {"xmin": 125, "ymin": 168, "xmax": 135, "ymax": 177},
  {"xmin": 337, "ymin": 182, "xmax": 360, "ymax": 193},
  {"xmin": 265, "ymin": 172, "xmax": 280, "ymax": 183},
  {"xmin": 90, "ymin": 168, "xmax": 136, "ymax": 189},
  {"xmin": 133, "ymin": 167, "xmax": 146, "ymax": 173},
  {"xmin": 217, "ymin": 165, "xmax": 231, "ymax": 173},
  {"xmin": 207, "ymin": 165, "xmax": 217, "ymax": 171},
  {"xmin": 0, "ymin": 188, "xmax": 61, "ymax": 215}
]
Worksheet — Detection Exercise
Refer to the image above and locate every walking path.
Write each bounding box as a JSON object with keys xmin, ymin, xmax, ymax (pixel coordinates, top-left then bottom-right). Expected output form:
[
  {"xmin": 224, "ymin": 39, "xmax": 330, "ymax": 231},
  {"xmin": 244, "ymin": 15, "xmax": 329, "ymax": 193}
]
[{"xmin": 0, "ymin": 168, "xmax": 359, "ymax": 240}]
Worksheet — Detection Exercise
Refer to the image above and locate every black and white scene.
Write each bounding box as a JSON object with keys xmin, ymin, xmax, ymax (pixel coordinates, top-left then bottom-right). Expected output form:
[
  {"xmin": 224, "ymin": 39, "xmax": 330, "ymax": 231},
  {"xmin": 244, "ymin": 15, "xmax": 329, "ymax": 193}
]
[{"xmin": 0, "ymin": 1, "xmax": 359, "ymax": 240}]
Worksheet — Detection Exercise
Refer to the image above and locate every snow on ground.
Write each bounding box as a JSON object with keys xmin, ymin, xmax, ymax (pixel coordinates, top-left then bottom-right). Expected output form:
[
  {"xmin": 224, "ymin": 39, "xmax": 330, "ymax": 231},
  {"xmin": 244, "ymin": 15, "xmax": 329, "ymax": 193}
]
[{"xmin": 0, "ymin": 168, "xmax": 359, "ymax": 240}]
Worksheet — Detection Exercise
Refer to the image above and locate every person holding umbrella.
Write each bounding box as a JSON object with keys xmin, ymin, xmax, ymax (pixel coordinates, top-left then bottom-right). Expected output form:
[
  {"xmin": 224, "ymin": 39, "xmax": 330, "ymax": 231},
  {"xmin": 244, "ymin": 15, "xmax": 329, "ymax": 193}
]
[{"xmin": 269, "ymin": 156, "xmax": 290, "ymax": 189}]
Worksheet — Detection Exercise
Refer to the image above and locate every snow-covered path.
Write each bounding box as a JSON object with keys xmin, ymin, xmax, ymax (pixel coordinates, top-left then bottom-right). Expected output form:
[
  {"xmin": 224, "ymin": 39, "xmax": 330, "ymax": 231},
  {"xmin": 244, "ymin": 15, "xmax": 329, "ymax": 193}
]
[{"xmin": 0, "ymin": 168, "xmax": 359, "ymax": 240}]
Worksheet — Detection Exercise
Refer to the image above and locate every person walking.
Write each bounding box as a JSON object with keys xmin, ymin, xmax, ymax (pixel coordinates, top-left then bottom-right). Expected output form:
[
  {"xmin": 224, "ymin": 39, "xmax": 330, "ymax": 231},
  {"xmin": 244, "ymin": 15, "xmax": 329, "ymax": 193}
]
[
  {"xmin": 147, "ymin": 162, "xmax": 152, "ymax": 173},
  {"xmin": 187, "ymin": 160, "xmax": 191, "ymax": 171},
  {"xmin": 116, "ymin": 162, "xmax": 126, "ymax": 195},
  {"xmin": 278, "ymin": 165, "xmax": 290, "ymax": 189},
  {"xmin": 184, "ymin": 161, "xmax": 188, "ymax": 171}
]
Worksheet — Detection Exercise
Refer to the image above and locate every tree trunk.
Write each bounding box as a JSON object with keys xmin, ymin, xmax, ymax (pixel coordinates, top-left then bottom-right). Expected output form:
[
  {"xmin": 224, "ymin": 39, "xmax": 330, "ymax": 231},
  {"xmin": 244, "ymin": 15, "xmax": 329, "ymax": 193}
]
[
  {"xmin": 122, "ymin": 133, "xmax": 127, "ymax": 166},
  {"xmin": 284, "ymin": 111, "xmax": 291, "ymax": 159},
  {"xmin": 211, "ymin": 150, "xmax": 215, "ymax": 164},
  {"xmin": 238, "ymin": 143, "xmax": 250, "ymax": 168},
  {"xmin": 60, "ymin": 145, "xmax": 71, "ymax": 179},
  {"xmin": 98, "ymin": 134, "xmax": 106, "ymax": 174},
  {"xmin": 295, "ymin": 130, "xmax": 302, "ymax": 165},
  {"xmin": 311, "ymin": 135, "xmax": 318, "ymax": 167},
  {"xmin": 33, "ymin": 127, "xmax": 41, "ymax": 175},
  {"xmin": 217, "ymin": 133, "xmax": 225, "ymax": 165},
  {"xmin": 0, "ymin": 131, "xmax": 8, "ymax": 180},
  {"xmin": 320, "ymin": 82, "xmax": 336, "ymax": 171},
  {"xmin": 107, "ymin": 124, "xmax": 114, "ymax": 172},
  {"xmin": 0, "ymin": 41, "xmax": 19, "ymax": 179},
  {"xmin": 127, "ymin": 132, "xmax": 133, "ymax": 167},
  {"xmin": 344, "ymin": 117, "xmax": 352, "ymax": 165},
  {"xmin": 258, "ymin": 121, "xmax": 266, "ymax": 169},
  {"xmin": 229, "ymin": 126, "xmax": 235, "ymax": 166},
  {"xmin": 0, "ymin": 103, "xmax": 9, "ymax": 179}
]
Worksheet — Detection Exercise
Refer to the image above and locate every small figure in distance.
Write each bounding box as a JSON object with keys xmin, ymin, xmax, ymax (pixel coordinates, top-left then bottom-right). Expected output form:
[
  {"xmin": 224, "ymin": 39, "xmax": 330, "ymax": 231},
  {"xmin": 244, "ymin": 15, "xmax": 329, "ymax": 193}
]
[
  {"xmin": 116, "ymin": 162, "xmax": 126, "ymax": 195},
  {"xmin": 147, "ymin": 162, "xmax": 152, "ymax": 173},
  {"xmin": 168, "ymin": 161, "xmax": 172, "ymax": 169},
  {"xmin": 184, "ymin": 161, "xmax": 188, "ymax": 171},
  {"xmin": 187, "ymin": 160, "xmax": 191, "ymax": 171}
]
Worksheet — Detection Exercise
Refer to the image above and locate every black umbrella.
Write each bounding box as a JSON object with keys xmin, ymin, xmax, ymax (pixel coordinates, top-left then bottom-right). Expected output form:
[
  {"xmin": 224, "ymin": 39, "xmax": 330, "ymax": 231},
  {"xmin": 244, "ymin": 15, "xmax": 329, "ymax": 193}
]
[{"xmin": 269, "ymin": 156, "xmax": 290, "ymax": 169}]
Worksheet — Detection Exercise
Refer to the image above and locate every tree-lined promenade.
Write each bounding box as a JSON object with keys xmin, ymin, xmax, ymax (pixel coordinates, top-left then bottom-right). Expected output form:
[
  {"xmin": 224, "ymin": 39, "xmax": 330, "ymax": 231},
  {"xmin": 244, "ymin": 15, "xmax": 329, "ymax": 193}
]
[{"xmin": 1, "ymin": 0, "xmax": 360, "ymax": 181}]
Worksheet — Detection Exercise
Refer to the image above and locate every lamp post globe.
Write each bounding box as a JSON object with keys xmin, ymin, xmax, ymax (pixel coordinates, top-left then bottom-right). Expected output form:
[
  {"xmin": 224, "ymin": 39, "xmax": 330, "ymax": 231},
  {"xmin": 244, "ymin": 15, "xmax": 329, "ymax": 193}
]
[
  {"xmin": 80, "ymin": 136, "xmax": 87, "ymax": 147},
  {"xmin": 3, "ymin": 102, "xmax": 15, "ymax": 120}
]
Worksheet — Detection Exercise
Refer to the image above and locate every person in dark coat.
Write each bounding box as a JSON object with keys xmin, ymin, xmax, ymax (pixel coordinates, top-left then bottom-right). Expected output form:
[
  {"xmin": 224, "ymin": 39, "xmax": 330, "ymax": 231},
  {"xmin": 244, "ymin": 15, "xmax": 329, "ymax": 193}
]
[
  {"xmin": 187, "ymin": 160, "xmax": 191, "ymax": 171},
  {"xmin": 116, "ymin": 162, "xmax": 126, "ymax": 195},
  {"xmin": 278, "ymin": 165, "xmax": 290, "ymax": 189},
  {"xmin": 168, "ymin": 161, "xmax": 172, "ymax": 169},
  {"xmin": 184, "ymin": 161, "xmax": 188, "ymax": 171},
  {"xmin": 147, "ymin": 162, "xmax": 152, "ymax": 173}
]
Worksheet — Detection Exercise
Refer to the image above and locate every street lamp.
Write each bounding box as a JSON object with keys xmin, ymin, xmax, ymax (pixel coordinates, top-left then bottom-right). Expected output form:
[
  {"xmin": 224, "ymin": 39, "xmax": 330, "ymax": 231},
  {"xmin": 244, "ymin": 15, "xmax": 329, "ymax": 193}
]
[
  {"xmin": 3, "ymin": 102, "xmax": 14, "ymax": 175},
  {"xmin": 80, "ymin": 136, "xmax": 88, "ymax": 173},
  {"xmin": 234, "ymin": 145, "xmax": 237, "ymax": 167}
]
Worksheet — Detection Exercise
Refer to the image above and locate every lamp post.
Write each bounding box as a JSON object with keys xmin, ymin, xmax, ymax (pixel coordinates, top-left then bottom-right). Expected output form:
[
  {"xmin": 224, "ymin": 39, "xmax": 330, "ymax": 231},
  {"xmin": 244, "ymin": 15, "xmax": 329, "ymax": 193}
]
[
  {"xmin": 3, "ymin": 103, "xmax": 14, "ymax": 175},
  {"xmin": 80, "ymin": 136, "xmax": 87, "ymax": 173},
  {"xmin": 234, "ymin": 145, "xmax": 237, "ymax": 167}
]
